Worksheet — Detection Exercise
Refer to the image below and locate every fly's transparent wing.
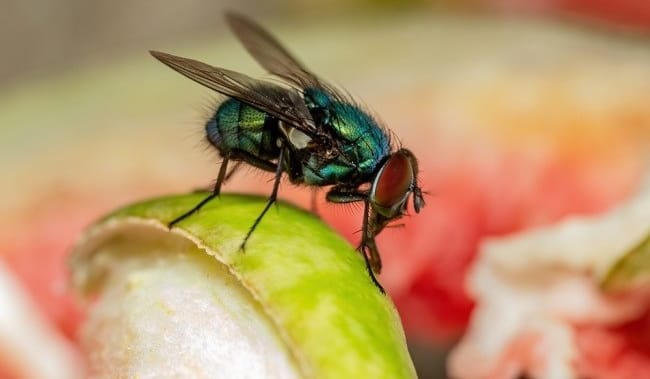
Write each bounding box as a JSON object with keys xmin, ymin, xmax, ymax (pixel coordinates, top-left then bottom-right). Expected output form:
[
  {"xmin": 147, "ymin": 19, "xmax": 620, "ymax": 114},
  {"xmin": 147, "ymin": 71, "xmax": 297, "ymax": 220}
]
[
  {"xmin": 225, "ymin": 12, "xmax": 321, "ymax": 89},
  {"xmin": 225, "ymin": 12, "xmax": 359, "ymax": 110},
  {"xmin": 151, "ymin": 50, "xmax": 316, "ymax": 133}
]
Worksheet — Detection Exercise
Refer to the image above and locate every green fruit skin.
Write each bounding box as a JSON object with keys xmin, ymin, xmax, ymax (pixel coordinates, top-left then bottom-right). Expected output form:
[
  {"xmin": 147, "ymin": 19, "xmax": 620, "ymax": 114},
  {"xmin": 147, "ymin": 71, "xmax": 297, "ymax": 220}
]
[{"xmin": 74, "ymin": 193, "xmax": 417, "ymax": 379}]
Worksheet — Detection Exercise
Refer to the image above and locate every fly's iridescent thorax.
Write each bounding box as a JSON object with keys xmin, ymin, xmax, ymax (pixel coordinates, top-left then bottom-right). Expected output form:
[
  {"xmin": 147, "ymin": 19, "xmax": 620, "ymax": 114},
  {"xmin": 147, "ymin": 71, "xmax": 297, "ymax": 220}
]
[
  {"xmin": 206, "ymin": 98, "xmax": 281, "ymax": 160},
  {"xmin": 297, "ymin": 88, "xmax": 391, "ymax": 186}
]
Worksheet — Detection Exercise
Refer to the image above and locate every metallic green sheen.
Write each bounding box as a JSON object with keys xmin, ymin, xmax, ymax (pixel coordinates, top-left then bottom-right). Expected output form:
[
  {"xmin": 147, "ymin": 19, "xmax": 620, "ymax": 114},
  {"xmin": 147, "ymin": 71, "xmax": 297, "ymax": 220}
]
[
  {"xmin": 303, "ymin": 157, "xmax": 354, "ymax": 184},
  {"xmin": 206, "ymin": 98, "xmax": 280, "ymax": 160},
  {"xmin": 300, "ymin": 88, "xmax": 391, "ymax": 186}
]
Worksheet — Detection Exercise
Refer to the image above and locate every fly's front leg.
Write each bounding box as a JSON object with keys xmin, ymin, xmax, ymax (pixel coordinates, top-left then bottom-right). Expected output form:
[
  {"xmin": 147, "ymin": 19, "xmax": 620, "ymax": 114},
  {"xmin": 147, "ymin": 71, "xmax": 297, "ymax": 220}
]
[
  {"xmin": 325, "ymin": 187, "xmax": 367, "ymax": 204},
  {"xmin": 363, "ymin": 235, "xmax": 382, "ymax": 274},
  {"xmin": 359, "ymin": 199, "xmax": 385, "ymax": 294},
  {"xmin": 326, "ymin": 186, "xmax": 384, "ymax": 293}
]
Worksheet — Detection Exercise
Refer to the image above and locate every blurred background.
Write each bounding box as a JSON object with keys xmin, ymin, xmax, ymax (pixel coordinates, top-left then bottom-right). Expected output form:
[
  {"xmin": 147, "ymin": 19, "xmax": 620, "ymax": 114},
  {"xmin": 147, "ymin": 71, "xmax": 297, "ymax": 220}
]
[
  {"xmin": 3, "ymin": 0, "xmax": 650, "ymax": 88},
  {"xmin": 1, "ymin": 1, "xmax": 649, "ymax": 378}
]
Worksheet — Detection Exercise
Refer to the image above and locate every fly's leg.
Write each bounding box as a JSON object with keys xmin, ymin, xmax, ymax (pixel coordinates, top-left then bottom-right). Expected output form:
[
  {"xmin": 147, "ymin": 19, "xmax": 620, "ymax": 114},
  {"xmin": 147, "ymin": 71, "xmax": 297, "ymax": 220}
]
[
  {"xmin": 326, "ymin": 187, "xmax": 384, "ymax": 293},
  {"xmin": 169, "ymin": 154, "xmax": 231, "ymax": 227},
  {"xmin": 240, "ymin": 146, "xmax": 285, "ymax": 251},
  {"xmin": 170, "ymin": 151, "xmax": 277, "ymax": 228},
  {"xmin": 364, "ymin": 234, "xmax": 382, "ymax": 274},
  {"xmin": 230, "ymin": 150, "xmax": 277, "ymax": 173},
  {"xmin": 192, "ymin": 161, "xmax": 242, "ymax": 193},
  {"xmin": 325, "ymin": 187, "xmax": 367, "ymax": 204},
  {"xmin": 358, "ymin": 199, "xmax": 385, "ymax": 293},
  {"xmin": 224, "ymin": 161, "xmax": 243, "ymax": 182}
]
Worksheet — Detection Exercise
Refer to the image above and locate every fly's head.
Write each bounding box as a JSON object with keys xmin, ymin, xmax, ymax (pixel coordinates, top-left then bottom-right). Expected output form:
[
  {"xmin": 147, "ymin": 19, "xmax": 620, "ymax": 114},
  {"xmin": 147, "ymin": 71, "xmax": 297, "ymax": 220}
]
[{"xmin": 368, "ymin": 148, "xmax": 425, "ymax": 234}]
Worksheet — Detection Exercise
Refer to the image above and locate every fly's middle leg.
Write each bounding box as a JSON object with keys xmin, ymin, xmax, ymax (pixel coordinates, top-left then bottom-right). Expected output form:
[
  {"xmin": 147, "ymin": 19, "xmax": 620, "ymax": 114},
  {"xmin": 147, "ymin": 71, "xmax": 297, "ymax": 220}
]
[{"xmin": 239, "ymin": 146, "xmax": 285, "ymax": 252}]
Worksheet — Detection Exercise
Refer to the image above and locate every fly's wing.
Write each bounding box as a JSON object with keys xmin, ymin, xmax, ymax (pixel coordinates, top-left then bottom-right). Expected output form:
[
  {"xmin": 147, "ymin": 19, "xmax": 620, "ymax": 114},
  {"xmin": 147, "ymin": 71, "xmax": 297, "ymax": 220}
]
[
  {"xmin": 224, "ymin": 12, "xmax": 358, "ymax": 139},
  {"xmin": 150, "ymin": 50, "xmax": 316, "ymax": 134},
  {"xmin": 225, "ymin": 12, "xmax": 321, "ymax": 90}
]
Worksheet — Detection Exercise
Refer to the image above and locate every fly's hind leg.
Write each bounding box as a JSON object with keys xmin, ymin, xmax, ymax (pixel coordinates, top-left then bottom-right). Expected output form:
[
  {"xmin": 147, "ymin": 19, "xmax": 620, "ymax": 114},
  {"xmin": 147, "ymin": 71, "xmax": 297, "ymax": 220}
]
[
  {"xmin": 168, "ymin": 154, "xmax": 232, "ymax": 227},
  {"xmin": 192, "ymin": 161, "xmax": 242, "ymax": 193},
  {"xmin": 169, "ymin": 151, "xmax": 276, "ymax": 228},
  {"xmin": 224, "ymin": 161, "xmax": 243, "ymax": 182}
]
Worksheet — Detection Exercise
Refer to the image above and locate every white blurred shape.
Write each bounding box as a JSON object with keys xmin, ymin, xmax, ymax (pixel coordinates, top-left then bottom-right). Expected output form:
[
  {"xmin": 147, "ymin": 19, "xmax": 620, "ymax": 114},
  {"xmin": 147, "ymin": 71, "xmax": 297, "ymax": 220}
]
[
  {"xmin": 449, "ymin": 175, "xmax": 650, "ymax": 379},
  {"xmin": 80, "ymin": 242, "xmax": 301, "ymax": 379},
  {"xmin": 0, "ymin": 262, "xmax": 83, "ymax": 379}
]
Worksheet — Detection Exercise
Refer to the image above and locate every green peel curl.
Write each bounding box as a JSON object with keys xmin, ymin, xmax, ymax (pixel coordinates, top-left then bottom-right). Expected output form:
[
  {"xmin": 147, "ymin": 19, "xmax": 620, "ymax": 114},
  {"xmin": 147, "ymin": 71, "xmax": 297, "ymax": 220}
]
[{"xmin": 69, "ymin": 193, "xmax": 416, "ymax": 379}]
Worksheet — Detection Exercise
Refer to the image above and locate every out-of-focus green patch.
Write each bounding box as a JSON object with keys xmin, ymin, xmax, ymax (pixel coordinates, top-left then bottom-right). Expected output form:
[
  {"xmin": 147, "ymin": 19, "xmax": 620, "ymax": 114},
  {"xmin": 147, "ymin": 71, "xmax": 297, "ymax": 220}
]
[{"xmin": 602, "ymin": 231, "xmax": 650, "ymax": 292}]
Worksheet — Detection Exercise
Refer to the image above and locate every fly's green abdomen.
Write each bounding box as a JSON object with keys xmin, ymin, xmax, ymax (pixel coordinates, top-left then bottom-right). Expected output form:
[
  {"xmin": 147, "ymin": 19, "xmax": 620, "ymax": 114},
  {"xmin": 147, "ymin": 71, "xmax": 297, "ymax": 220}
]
[{"xmin": 206, "ymin": 98, "xmax": 280, "ymax": 159}]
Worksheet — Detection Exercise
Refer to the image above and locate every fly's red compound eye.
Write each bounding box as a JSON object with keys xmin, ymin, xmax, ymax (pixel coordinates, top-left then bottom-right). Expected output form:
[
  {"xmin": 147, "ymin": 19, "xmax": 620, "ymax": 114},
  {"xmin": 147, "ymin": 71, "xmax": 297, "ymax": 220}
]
[{"xmin": 370, "ymin": 151, "xmax": 414, "ymax": 217}]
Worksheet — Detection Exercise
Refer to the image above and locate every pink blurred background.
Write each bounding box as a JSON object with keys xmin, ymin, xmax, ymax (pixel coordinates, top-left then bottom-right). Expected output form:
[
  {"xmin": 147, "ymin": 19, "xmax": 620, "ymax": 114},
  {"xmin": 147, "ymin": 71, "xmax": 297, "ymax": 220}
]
[{"xmin": 1, "ymin": 1, "xmax": 649, "ymax": 378}]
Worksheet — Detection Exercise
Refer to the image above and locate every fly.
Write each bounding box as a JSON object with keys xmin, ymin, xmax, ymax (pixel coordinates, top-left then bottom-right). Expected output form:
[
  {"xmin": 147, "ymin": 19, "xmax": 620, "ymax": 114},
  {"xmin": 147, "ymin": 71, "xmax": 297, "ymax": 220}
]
[{"xmin": 151, "ymin": 12, "xmax": 425, "ymax": 293}]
